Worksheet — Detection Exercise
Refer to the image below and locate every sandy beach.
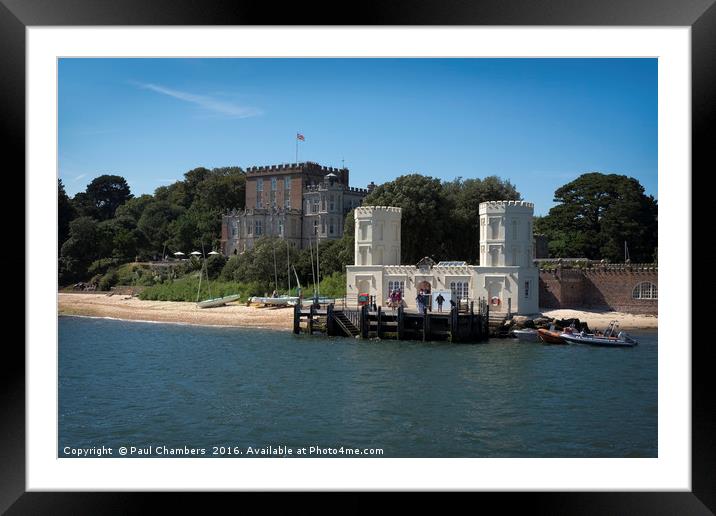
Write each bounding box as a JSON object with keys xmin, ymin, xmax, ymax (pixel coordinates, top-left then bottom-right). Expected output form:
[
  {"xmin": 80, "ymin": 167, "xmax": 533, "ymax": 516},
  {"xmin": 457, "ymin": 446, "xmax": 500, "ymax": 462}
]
[
  {"xmin": 58, "ymin": 293, "xmax": 293, "ymax": 330},
  {"xmin": 540, "ymin": 308, "xmax": 657, "ymax": 330},
  {"xmin": 59, "ymin": 293, "xmax": 657, "ymax": 331}
]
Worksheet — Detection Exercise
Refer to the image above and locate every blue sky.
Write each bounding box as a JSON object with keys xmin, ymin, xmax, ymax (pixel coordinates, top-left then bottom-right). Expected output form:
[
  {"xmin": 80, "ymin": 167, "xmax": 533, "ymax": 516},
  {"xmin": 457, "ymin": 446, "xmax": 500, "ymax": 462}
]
[{"xmin": 58, "ymin": 58, "xmax": 657, "ymax": 215}]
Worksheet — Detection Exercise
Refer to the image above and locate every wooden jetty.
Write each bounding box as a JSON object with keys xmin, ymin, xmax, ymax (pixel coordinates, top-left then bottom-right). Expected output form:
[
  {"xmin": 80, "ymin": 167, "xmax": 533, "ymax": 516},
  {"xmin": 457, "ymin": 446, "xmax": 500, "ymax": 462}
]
[{"xmin": 294, "ymin": 300, "xmax": 491, "ymax": 343}]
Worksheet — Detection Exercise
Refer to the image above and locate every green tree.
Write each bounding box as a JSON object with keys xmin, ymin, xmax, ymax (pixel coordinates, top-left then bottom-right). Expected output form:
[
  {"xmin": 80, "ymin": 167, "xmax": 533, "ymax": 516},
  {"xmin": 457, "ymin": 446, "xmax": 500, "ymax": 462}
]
[
  {"xmin": 98, "ymin": 216, "xmax": 147, "ymax": 262},
  {"xmin": 363, "ymin": 174, "xmax": 452, "ymax": 263},
  {"xmin": 115, "ymin": 194, "xmax": 154, "ymax": 222},
  {"xmin": 85, "ymin": 174, "xmax": 133, "ymax": 220},
  {"xmin": 137, "ymin": 201, "xmax": 185, "ymax": 257},
  {"xmin": 194, "ymin": 167, "xmax": 246, "ymax": 212},
  {"xmin": 443, "ymin": 176, "xmax": 521, "ymax": 262},
  {"xmin": 538, "ymin": 172, "xmax": 657, "ymax": 262},
  {"xmin": 58, "ymin": 179, "xmax": 77, "ymax": 250},
  {"xmin": 227, "ymin": 236, "xmax": 300, "ymax": 292},
  {"xmin": 59, "ymin": 216, "xmax": 101, "ymax": 283}
]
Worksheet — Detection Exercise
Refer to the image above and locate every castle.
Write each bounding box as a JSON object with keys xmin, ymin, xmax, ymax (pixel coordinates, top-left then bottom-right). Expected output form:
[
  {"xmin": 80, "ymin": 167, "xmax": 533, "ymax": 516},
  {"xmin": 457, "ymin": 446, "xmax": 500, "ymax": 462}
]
[
  {"xmin": 221, "ymin": 162, "xmax": 372, "ymax": 254},
  {"xmin": 345, "ymin": 201, "xmax": 540, "ymax": 315}
]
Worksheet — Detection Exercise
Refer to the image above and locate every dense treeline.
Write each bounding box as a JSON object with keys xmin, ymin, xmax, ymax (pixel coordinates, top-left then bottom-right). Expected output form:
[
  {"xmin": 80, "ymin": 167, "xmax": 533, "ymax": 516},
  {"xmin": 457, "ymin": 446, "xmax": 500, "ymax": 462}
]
[
  {"xmin": 58, "ymin": 167, "xmax": 246, "ymax": 285},
  {"xmin": 58, "ymin": 167, "xmax": 657, "ymax": 297},
  {"xmin": 534, "ymin": 173, "xmax": 658, "ymax": 263},
  {"xmin": 362, "ymin": 174, "xmax": 521, "ymax": 264}
]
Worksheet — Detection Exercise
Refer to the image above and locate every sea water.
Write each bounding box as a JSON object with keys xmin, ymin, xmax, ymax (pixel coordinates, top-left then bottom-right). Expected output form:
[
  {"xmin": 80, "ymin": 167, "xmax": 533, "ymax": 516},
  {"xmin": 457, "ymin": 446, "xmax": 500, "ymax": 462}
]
[{"xmin": 58, "ymin": 316, "xmax": 657, "ymax": 457}]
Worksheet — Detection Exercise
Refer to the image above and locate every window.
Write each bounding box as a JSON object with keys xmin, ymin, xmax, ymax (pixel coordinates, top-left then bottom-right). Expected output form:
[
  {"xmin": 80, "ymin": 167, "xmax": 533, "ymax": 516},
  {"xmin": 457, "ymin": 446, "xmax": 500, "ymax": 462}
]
[
  {"xmin": 329, "ymin": 195, "xmax": 335, "ymax": 211},
  {"xmin": 278, "ymin": 219, "xmax": 284, "ymax": 236},
  {"xmin": 312, "ymin": 199, "xmax": 319, "ymax": 213},
  {"xmin": 450, "ymin": 281, "xmax": 469, "ymax": 300},
  {"xmin": 247, "ymin": 220, "xmax": 253, "ymax": 235},
  {"xmin": 524, "ymin": 280, "xmax": 530, "ymax": 298},
  {"xmin": 255, "ymin": 220, "xmax": 263, "ymax": 236},
  {"xmin": 313, "ymin": 220, "xmax": 318, "ymax": 235},
  {"xmin": 256, "ymin": 178, "xmax": 263, "ymax": 191},
  {"xmin": 322, "ymin": 219, "xmax": 326, "ymax": 234},
  {"xmin": 329, "ymin": 219, "xmax": 335, "ymax": 235},
  {"xmin": 360, "ymin": 222, "xmax": 368, "ymax": 240},
  {"xmin": 388, "ymin": 280, "xmax": 405, "ymax": 294},
  {"xmin": 271, "ymin": 177, "xmax": 277, "ymax": 190},
  {"xmin": 284, "ymin": 194, "xmax": 291, "ymax": 209},
  {"xmin": 321, "ymin": 195, "xmax": 326, "ymax": 212},
  {"xmin": 270, "ymin": 190, "xmax": 276, "ymax": 207},
  {"xmin": 632, "ymin": 282, "xmax": 657, "ymax": 299},
  {"xmin": 284, "ymin": 176, "xmax": 291, "ymax": 190}
]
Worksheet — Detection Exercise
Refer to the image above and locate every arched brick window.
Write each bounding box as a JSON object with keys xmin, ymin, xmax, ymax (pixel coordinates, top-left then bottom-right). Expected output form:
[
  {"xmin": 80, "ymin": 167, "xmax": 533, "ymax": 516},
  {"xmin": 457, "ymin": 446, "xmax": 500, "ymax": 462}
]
[{"xmin": 632, "ymin": 281, "xmax": 657, "ymax": 299}]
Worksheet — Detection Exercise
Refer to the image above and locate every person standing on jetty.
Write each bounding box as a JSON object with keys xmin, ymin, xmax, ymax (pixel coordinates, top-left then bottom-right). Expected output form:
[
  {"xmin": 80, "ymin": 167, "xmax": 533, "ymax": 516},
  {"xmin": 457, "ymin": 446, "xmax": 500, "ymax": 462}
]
[
  {"xmin": 435, "ymin": 293, "xmax": 445, "ymax": 312},
  {"xmin": 416, "ymin": 289, "xmax": 425, "ymax": 313}
]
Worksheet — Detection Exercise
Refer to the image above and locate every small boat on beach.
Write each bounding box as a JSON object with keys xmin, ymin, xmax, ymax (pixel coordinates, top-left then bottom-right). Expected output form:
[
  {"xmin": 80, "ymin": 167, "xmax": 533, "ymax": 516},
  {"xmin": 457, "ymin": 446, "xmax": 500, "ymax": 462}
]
[
  {"xmin": 511, "ymin": 328, "xmax": 541, "ymax": 342},
  {"xmin": 197, "ymin": 294, "xmax": 241, "ymax": 309},
  {"xmin": 249, "ymin": 296, "xmax": 300, "ymax": 307},
  {"xmin": 537, "ymin": 326, "xmax": 567, "ymax": 344}
]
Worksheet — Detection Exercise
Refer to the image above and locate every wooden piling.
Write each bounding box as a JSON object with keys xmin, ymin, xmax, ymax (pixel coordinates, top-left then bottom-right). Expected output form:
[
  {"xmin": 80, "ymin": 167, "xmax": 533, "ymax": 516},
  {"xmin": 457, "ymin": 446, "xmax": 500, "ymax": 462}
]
[
  {"xmin": 293, "ymin": 303, "xmax": 300, "ymax": 334},
  {"xmin": 376, "ymin": 306, "xmax": 383, "ymax": 339},
  {"xmin": 422, "ymin": 307, "xmax": 429, "ymax": 342},
  {"xmin": 326, "ymin": 303, "xmax": 335, "ymax": 336},
  {"xmin": 397, "ymin": 305, "xmax": 404, "ymax": 340},
  {"xmin": 308, "ymin": 304, "xmax": 315, "ymax": 334},
  {"xmin": 360, "ymin": 304, "xmax": 369, "ymax": 339}
]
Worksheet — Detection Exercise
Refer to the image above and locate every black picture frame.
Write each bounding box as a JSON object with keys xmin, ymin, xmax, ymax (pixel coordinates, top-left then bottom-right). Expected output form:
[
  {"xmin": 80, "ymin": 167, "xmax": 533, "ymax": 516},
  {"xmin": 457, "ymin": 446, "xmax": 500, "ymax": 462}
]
[{"xmin": 3, "ymin": 0, "xmax": 712, "ymax": 512}]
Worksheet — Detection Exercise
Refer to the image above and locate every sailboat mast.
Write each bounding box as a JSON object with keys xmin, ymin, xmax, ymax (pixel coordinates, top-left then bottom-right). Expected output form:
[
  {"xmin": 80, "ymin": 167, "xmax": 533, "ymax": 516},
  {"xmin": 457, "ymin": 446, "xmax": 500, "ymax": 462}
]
[
  {"xmin": 309, "ymin": 235, "xmax": 316, "ymax": 295},
  {"xmin": 316, "ymin": 235, "xmax": 320, "ymax": 298},
  {"xmin": 272, "ymin": 242, "xmax": 278, "ymax": 292}
]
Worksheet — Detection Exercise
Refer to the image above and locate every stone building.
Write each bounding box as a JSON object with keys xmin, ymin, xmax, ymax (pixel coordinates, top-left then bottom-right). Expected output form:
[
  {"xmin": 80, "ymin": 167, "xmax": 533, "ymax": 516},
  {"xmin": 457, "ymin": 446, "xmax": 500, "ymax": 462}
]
[
  {"xmin": 345, "ymin": 201, "xmax": 540, "ymax": 315},
  {"xmin": 221, "ymin": 162, "xmax": 371, "ymax": 255}
]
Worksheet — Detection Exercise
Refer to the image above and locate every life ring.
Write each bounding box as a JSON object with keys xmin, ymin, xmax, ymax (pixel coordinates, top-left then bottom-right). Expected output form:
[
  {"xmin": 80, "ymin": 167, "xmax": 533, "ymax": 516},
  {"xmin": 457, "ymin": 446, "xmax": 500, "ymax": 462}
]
[{"xmin": 490, "ymin": 296, "xmax": 500, "ymax": 305}]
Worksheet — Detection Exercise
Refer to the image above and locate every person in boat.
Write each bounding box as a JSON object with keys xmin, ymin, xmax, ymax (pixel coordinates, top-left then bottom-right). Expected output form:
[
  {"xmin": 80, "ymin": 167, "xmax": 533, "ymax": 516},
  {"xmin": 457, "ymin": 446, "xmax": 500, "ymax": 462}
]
[{"xmin": 271, "ymin": 289, "xmax": 278, "ymax": 298}]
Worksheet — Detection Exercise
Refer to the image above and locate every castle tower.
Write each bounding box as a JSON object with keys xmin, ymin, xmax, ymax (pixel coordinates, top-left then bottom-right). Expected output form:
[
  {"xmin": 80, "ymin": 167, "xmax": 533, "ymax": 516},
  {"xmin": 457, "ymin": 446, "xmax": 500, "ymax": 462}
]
[
  {"xmin": 479, "ymin": 201, "xmax": 535, "ymax": 267},
  {"xmin": 354, "ymin": 206, "xmax": 402, "ymax": 266}
]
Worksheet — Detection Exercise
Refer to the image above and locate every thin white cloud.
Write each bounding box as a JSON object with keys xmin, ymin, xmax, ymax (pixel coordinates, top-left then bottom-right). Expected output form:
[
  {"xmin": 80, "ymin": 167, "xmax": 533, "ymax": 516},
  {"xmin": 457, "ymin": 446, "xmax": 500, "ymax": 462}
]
[
  {"xmin": 137, "ymin": 82, "xmax": 261, "ymax": 118},
  {"xmin": 73, "ymin": 173, "xmax": 87, "ymax": 181}
]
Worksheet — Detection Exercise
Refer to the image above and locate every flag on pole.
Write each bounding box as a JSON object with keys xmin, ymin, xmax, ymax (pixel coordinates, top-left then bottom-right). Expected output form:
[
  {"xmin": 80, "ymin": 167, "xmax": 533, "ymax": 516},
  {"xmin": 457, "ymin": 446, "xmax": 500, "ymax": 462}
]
[{"xmin": 296, "ymin": 133, "xmax": 305, "ymax": 141}]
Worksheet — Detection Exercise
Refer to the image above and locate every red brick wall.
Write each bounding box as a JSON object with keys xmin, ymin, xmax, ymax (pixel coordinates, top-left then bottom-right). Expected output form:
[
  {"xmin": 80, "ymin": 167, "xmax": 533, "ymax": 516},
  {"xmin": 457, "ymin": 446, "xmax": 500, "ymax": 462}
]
[{"xmin": 538, "ymin": 267, "xmax": 657, "ymax": 315}]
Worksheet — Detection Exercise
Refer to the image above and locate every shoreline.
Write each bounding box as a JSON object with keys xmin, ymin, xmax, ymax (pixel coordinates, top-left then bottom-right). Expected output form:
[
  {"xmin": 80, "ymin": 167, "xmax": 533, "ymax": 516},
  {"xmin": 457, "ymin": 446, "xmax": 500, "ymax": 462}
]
[
  {"xmin": 59, "ymin": 293, "xmax": 657, "ymax": 331},
  {"xmin": 539, "ymin": 308, "xmax": 658, "ymax": 330},
  {"xmin": 58, "ymin": 293, "xmax": 293, "ymax": 330}
]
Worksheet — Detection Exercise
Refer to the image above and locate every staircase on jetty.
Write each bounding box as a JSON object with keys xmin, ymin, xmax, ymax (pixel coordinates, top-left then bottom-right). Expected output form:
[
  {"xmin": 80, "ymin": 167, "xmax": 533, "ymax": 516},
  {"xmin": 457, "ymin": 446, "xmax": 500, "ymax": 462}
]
[
  {"xmin": 294, "ymin": 299, "xmax": 490, "ymax": 343},
  {"xmin": 488, "ymin": 311, "xmax": 511, "ymax": 337}
]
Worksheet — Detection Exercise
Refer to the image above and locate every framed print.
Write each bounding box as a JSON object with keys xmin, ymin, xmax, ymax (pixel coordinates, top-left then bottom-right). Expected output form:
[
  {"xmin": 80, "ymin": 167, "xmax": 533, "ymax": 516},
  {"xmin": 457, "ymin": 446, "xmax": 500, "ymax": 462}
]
[{"xmin": 3, "ymin": 0, "xmax": 713, "ymax": 512}]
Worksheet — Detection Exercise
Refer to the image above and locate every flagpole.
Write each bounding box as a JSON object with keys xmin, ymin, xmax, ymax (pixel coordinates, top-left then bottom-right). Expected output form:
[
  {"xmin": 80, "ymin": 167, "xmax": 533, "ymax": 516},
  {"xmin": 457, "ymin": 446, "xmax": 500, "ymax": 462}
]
[{"xmin": 295, "ymin": 136, "xmax": 298, "ymax": 164}]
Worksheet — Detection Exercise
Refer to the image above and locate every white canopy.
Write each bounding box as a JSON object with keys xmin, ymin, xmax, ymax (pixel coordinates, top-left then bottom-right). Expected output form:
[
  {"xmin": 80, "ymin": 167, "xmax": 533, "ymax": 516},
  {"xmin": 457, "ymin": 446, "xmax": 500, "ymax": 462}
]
[
  {"xmin": 190, "ymin": 251, "xmax": 202, "ymax": 256},
  {"xmin": 208, "ymin": 251, "xmax": 220, "ymax": 255},
  {"xmin": 173, "ymin": 251, "xmax": 185, "ymax": 256}
]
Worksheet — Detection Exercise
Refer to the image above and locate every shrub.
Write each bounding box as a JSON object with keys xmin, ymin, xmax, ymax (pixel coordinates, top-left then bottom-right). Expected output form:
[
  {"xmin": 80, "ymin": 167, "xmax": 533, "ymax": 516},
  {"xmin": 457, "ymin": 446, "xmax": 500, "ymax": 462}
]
[
  {"xmin": 87, "ymin": 258, "xmax": 119, "ymax": 277},
  {"xmin": 98, "ymin": 269, "xmax": 119, "ymax": 291}
]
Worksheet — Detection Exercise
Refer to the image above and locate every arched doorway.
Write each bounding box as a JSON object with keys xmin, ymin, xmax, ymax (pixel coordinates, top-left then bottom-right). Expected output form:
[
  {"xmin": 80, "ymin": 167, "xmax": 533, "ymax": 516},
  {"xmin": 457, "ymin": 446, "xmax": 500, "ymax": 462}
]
[
  {"xmin": 417, "ymin": 280, "xmax": 432, "ymax": 294},
  {"xmin": 417, "ymin": 280, "xmax": 432, "ymax": 312}
]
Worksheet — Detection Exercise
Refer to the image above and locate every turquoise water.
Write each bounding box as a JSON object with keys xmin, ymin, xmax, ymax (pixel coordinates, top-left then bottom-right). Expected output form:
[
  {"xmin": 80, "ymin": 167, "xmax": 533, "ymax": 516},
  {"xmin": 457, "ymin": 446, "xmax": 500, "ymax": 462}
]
[{"xmin": 58, "ymin": 316, "xmax": 657, "ymax": 458}]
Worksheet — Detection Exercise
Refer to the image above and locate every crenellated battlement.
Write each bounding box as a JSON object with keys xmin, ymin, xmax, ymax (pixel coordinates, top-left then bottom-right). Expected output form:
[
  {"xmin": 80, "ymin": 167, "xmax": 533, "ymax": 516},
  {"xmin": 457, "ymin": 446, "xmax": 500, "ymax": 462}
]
[
  {"xmin": 246, "ymin": 161, "xmax": 347, "ymax": 175},
  {"xmin": 479, "ymin": 200, "xmax": 534, "ymax": 211},
  {"xmin": 354, "ymin": 206, "xmax": 402, "ymax": 217}
]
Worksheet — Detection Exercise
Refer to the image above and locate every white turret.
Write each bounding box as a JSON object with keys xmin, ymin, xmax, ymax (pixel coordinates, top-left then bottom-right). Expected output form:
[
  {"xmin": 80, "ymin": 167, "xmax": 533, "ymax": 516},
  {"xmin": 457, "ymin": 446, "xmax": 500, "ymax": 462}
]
[
  {"xmin": 354, "ymin": 206, "xmax": 402, "ymax": 266},
  {"xmin": 479, "ymin": 201, "xmax": 535, "ymax": 267}
]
